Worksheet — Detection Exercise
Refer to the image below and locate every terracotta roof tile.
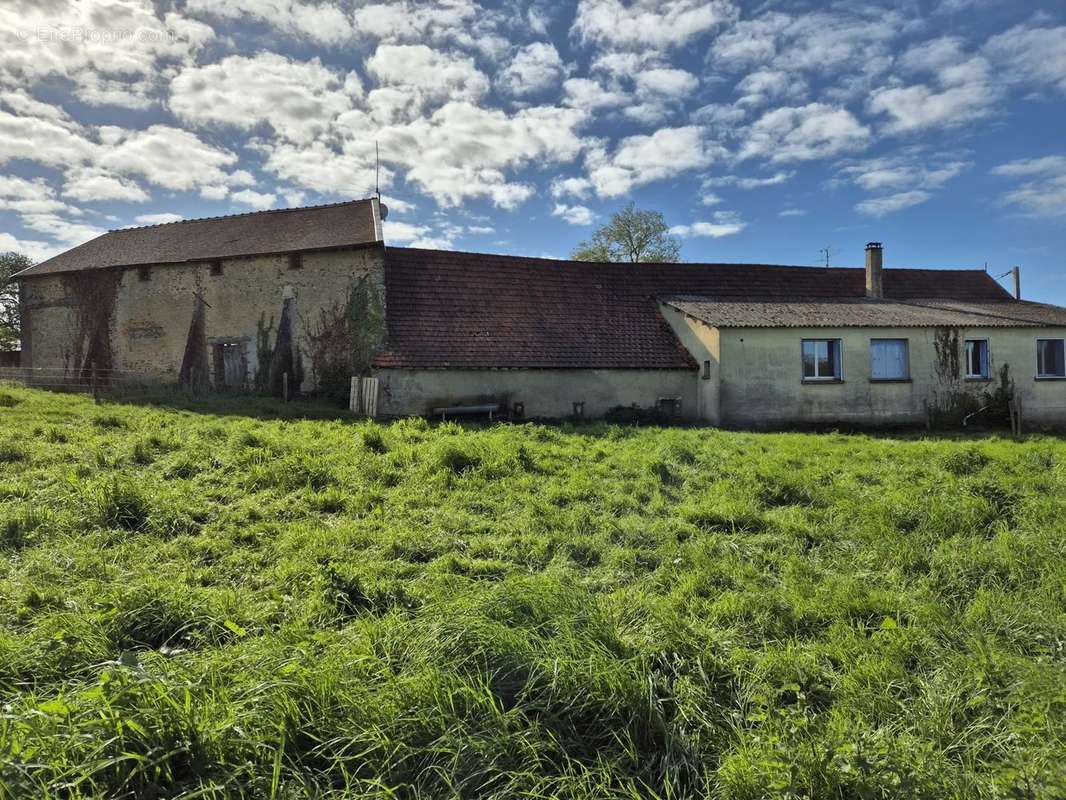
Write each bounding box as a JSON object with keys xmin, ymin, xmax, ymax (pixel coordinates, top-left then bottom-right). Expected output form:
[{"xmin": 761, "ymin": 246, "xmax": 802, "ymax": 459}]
[
  {"xmin": 374, "ymin": 248, "xmax": 1018, "ymax": 370},
  {"xmin": 14, "ymin": 199, "xmax": 381, "ymax": 278}
]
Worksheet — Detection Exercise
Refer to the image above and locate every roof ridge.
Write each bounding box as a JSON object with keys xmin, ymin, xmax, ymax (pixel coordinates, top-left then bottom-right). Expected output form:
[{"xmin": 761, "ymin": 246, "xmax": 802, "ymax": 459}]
[
  {"xmin": 109, "ymin": 197, "xmax": 375, "ymax": 233},
  {"xmin": 387, "ymin": 246, "xmax": 991, "ymax": 274}
]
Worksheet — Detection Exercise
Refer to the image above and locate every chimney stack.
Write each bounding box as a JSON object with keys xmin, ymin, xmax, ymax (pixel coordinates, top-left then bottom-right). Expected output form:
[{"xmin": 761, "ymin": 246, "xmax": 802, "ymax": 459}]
[
  {"xmin": 865, "ymin": 242, "xmax": 883, "ymax": 299},
  {"xmin": 1012, "ymin": 265, "xmax": 1021, "ymax": 300}
]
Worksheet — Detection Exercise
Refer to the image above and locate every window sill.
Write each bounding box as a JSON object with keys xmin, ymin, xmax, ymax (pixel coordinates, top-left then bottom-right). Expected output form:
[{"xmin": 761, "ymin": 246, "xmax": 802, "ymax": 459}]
[
  {"xmin": 1035, "ymin": 376, "xmax": 1066, "ymax": 381},
  {"xmin": 802, "ymin": 379, "xmax": 844, "ymax": 385},
  {"xmin": 869, "ymin": 378, "xmax": 912, "ymax": 384},
  {"xmin": 964, "ymin": 377, "xmax": 991, "ymax": 383}
]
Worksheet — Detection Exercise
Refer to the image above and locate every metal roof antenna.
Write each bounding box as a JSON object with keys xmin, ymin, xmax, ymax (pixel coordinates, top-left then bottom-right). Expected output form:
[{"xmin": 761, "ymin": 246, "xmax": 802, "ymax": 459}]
[{"xmin": 374, "ymin": 140, "xmax": 388, "ymax": 222}]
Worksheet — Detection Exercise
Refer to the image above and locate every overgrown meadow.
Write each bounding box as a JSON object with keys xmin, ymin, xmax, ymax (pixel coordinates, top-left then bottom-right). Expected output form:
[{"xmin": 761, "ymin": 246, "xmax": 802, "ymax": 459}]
[{"xmin": 1, "ymin": 386, "xmax": 1064, "ymax": 799}]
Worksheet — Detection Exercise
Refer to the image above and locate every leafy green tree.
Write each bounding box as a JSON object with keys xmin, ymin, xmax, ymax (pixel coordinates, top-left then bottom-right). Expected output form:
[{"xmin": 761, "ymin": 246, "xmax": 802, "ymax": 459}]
[
  {"xmin": 0, "ymin": 251, "xmax": 33, "ymax": 351},
  {"xmin": 571, "ymin": 202, "xmax": 681, "ymax": 263}
]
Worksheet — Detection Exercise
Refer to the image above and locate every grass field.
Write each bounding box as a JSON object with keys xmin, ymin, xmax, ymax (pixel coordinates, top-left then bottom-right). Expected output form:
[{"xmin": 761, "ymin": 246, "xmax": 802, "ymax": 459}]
[{"xmin": 1, "ymin": 385, "xmax": 1065, "ymax": 799}]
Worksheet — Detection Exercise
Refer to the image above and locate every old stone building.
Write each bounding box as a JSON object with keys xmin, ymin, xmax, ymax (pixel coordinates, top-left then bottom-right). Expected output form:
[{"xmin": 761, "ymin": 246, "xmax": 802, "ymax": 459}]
[
  {"xmin": 16, "ymin": 199, "xmax": 385, "ymax": 396},
  {"xmin": 14, "ymin": 199, "xmax": 1066, "ymax": 426}
]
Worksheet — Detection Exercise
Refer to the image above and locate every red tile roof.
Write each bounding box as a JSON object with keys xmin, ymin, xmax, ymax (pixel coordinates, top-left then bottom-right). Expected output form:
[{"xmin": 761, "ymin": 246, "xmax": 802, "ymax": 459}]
[
  {"xmin": 14, "ymin": 199, "xmax": 381, "ymax": 278},
  {"xmin": 373, "ymin": 248, "xmax": 1018, "ymax": 370}
]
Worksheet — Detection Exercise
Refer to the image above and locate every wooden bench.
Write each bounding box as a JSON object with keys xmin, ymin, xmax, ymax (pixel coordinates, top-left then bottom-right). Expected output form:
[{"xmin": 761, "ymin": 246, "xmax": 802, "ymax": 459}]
[{"xmin": 432, "ymin": 403, "xmax": 501, "ymax": 421}]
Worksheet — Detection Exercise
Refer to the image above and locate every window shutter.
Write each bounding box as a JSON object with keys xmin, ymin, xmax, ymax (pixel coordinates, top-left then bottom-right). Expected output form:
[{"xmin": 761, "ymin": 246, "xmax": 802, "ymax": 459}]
[{"xmin": 871, "ymin": 339, "xmax": 906, "ymax": 379}]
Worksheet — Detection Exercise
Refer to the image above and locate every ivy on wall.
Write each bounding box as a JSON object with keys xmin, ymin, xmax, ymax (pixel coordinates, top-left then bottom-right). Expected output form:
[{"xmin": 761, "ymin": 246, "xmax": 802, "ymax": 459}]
[
  {"xmin": 303, "ymin": 275, "xmax": 386, "ymax": 403},
  {"xmin": 348, "ymin": 275, "xmax": 385, "ymax": 377},
  {"xmin": 926, "ymin": 326, "xmax": 1016, "ymax": 429}
]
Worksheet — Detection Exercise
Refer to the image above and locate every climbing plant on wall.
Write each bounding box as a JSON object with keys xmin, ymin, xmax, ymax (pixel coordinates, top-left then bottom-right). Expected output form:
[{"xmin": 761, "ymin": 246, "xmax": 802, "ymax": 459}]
[
  {"xmin": 926, "ymin": 327, "xmax": 976, "ymax": 426},
  {"xmin": 348, "ymin": 275, "xmax": 385, "ymax": 377},
  {"xmin": 303, "ymin": 275, "xmax": 386, "ymax": 403}
]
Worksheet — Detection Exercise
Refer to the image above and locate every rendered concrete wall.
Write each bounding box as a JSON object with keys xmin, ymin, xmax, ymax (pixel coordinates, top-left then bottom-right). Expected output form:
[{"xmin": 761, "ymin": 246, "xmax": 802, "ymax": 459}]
[
  {"xmin": 660, "ymin": 303, "xmax": 721, "ymax": 423},
  {"xmin": 374, "ymin": 368, "xmax": 698, "ymax": 420},
  {"xmin": 716, "ymin": 326, "xmax": 1066, "ymax": 426},
  {"xmin": 19, "ymin": 245, "xmax": 384, "ymax": 390}
]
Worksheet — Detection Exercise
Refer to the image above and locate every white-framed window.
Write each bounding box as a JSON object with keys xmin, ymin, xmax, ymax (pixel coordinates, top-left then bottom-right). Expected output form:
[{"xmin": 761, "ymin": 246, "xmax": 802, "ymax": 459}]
[
  {"xmin": 965, "ymin": 339, "xmax": 990, "ymax": 379},
  {"xmin": 870, "ymin": 338, "xmax": 909, "ymax": 380},
  {"xmin": 802, "ymin": 339, "xmax": 842, "ymax": 381},
  {"xmin": 1037, "ymin": 339, "xmax": 1066, "ymax": 378}
]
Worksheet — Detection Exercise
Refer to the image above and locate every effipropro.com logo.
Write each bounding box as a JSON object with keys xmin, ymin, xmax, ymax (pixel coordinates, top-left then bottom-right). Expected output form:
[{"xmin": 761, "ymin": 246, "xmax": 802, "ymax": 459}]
[{"xmin": 16, "ymin": 26, "xmax": 185, "ymax": 44}]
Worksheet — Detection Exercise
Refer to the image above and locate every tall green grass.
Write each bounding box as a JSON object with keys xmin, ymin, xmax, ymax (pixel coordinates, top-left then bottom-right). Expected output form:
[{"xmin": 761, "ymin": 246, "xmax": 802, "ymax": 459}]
[{"xmin": 1, "ymin": 386, "xmax": 1064, "ymax": 798}]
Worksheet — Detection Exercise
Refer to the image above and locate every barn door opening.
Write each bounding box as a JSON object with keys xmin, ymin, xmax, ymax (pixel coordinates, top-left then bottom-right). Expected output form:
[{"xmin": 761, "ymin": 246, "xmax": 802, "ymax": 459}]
[{"xmin": 213, "ymin": 342, "xmax": 247, "ymax": 390}]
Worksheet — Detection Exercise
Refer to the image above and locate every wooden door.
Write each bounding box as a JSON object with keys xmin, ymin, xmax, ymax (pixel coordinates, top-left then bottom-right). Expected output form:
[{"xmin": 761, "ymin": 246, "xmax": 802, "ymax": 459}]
[{"xmin": 213, "ymin": 343, "xmax": 246, "ymax": 389}]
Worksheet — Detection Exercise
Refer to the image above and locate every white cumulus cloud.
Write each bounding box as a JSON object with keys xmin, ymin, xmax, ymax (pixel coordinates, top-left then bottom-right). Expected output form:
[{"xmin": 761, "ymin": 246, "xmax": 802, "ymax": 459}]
[
  {"xmin": 551, "ymin": 203, "xmax": 595, "ymax": 225},
  {"xmin": 856, "ymin": 190, "xmax": 932, "ymax": 216},
  {"xmin": 670, "ymin": 211, "xmax": 746, "ymax": 238},
  {"xmin": 498, "ymin": 43, "xmax": 566, "ymax": 97},
  {"xmin": 573, "ymin": 0, "xmax": 736, "ymax": 50},
  {"xmin": 170, "ymin": 53, "xmax": 362, "ymax": 143},
  {"xmin": 587, "ymin": 126, "xmax": 720, "ymax": 197},
  {"xmin": 739, "ymin": 103, "xmax": 869, "ymax": 162}
]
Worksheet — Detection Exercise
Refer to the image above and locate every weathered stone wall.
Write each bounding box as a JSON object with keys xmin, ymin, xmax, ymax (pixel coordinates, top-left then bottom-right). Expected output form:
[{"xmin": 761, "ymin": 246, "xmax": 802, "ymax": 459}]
[
  {"xmin": 17, "ymin": 276, "xmax": 80, "ymax": 373},
  {"xmin": 373, "ymin": 368, "xmax": 698, "ymax": 419},
  {"xmin": 19, "ymin": 244, "xmax": 385, "ymax": 391}
]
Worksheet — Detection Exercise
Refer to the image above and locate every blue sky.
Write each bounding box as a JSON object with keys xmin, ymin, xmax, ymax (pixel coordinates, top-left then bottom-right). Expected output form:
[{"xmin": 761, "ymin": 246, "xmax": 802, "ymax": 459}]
[{"xmin": 1, "ymin": 0, "xmax": 1064, "ymax": 303}]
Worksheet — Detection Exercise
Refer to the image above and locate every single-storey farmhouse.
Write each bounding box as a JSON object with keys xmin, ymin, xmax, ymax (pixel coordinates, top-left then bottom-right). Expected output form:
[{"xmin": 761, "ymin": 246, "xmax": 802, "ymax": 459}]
[{"xmin": 13, "ymin": 198, "xmax": 1066, "ymax": 426}]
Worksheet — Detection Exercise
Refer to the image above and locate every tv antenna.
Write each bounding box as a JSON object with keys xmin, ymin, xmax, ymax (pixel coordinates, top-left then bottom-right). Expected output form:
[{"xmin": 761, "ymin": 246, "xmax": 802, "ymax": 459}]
[
  {"xmin": 818, "ymin": 246, "xmax": 832, "ymax": 268},
  {"xmin": 375, "ymin": 141, "xmax": 380, "ymax": 202},
  {"xmin": 374, "ymin": 141, "xmax": 389, "ymax": 221}
]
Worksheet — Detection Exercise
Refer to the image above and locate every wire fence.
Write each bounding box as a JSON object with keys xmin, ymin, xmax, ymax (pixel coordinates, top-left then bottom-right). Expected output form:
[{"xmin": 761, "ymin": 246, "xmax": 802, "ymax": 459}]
[{"xmin": 0, "ymin": 366, "xmax": 158, "ymax": 395}]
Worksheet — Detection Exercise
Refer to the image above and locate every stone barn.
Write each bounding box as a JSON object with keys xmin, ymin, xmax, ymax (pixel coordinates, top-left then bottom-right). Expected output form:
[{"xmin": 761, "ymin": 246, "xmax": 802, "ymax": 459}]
[
  {"xmin": 14, "ymin": 199, "xmax": 1066, "ymax": 426},
  {"xmin": 16, "ymin": 199, "xmax": 385, "ymax": 396}
]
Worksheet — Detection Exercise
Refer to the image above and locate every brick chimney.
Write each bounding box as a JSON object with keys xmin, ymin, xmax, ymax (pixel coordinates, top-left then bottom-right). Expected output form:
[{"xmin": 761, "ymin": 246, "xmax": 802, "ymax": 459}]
[{"xmin": 865, "ymin": 242, "xmax": 883, "ymax": 299}]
